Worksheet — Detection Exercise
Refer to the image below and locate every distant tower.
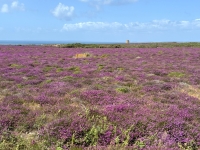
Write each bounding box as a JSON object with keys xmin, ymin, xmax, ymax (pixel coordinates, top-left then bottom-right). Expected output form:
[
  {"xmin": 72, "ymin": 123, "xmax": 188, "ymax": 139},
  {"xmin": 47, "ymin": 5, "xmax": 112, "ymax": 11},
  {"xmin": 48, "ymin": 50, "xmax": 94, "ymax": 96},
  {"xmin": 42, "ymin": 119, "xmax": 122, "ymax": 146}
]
[{"xmin": 126, "ymin": 40, "xmax": 130, "ymax": 44}]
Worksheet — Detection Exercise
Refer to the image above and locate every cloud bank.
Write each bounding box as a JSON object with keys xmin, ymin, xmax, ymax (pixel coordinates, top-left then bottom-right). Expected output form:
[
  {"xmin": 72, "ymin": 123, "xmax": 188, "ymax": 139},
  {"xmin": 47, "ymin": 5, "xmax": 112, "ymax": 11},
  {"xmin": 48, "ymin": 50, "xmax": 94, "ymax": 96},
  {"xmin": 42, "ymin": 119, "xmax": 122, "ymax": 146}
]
[
  {"xmin": 11, "ymin": 1, "xmax": 25, "ymax": 11},
  {"xmin": 0, "ymin": 1, "xmax": 25, "ymax": 13},
  {"xmin": 52, "ymin": 3, "xmax": 75, "ymax": 21},
  {"xmin": 80, "ymin": 0, "xmax": 138, "ymax": 5},
  {"xmin": 80, "ymin": 0, "xmax": 138, "ymax": 10},
  {"xmin": 62, "ymin": 19, "xmax": 200, "ymax": 31},
  {"xmin": 1, "ymin": 4, "xmax": 9, "ymax": 13}
]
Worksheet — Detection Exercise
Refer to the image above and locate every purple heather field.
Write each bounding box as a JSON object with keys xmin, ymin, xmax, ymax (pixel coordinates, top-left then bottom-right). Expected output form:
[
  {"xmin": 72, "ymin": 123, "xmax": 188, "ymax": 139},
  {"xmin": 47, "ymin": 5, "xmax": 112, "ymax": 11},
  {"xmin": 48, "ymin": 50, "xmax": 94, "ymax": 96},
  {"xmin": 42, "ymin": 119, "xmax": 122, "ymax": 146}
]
[{"xmin": 0, "ymin": 45, "xmax": 200, "ymax": 150}]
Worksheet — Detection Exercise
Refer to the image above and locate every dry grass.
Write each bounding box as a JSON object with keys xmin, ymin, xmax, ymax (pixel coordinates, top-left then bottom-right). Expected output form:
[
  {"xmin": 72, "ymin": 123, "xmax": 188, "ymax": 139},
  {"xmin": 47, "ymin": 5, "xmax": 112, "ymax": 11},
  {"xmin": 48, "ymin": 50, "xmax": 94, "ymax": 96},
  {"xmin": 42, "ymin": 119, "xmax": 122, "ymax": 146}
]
[
  {"xmin": 23, "ymin": 102, "xmax": 41, "ymax": 111},
  {"xmin": 73, "ymin": 53, "xmax": 90, "ymax": 58},
  {"xmin": 0, "ymin": 95, "xmax": 5, "ymax": 103},
  {"xmin": 179, "ymin": 84, "xmax": 200, "ymax": 100}
]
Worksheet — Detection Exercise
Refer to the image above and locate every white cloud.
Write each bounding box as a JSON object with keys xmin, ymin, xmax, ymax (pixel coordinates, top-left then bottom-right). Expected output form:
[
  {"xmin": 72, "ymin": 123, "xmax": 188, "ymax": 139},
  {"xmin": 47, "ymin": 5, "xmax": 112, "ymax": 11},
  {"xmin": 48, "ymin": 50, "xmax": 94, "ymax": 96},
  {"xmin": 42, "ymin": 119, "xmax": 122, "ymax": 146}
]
[
  {"xmin": 80, "ymin": 0, "xmax": 138, "ymax": 9},
  {"xmin": 11, "ymin": 1, "xmax": 25, "ymax": 11},
  {"xmin": 62, "ymin": 19, "xmax": 200, "ymax": 32},
  {"xmin": 193, "ymin": 19, "xmax": 200, "ymax": 27},
  {"xmin": 52, "ymin": 3, "xmax": 75, "ymax": 21},
  {"xmin": 1, "ymin": 4, "xmax": 9, "ymax": 13},
  {"xmin": 179, "ymin": 21, "xmax": 189, "ymax": 28},
  {"xmin": 0, "ymin": 1, "xmax": 25, "ymax": 13},
  {"xmin": 80, "ymin": 0, "xmax": 138, "ymax": 5},
  {"xmin": 63, "ymin": 22, "xmax": 123, "ymax": 31}
]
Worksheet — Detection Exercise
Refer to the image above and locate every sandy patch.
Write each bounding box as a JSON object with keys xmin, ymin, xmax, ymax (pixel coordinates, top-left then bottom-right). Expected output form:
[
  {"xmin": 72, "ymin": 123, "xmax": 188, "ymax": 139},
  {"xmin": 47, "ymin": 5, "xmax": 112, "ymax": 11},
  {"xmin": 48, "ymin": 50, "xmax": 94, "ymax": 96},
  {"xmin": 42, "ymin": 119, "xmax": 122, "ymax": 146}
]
[
  {"xmin": 73, "ymin": 53, "xmax": 90, "ymax": 58},
  {"xmin": 179, "ymin": 84, "xmax": 200, "ymax": 100}
]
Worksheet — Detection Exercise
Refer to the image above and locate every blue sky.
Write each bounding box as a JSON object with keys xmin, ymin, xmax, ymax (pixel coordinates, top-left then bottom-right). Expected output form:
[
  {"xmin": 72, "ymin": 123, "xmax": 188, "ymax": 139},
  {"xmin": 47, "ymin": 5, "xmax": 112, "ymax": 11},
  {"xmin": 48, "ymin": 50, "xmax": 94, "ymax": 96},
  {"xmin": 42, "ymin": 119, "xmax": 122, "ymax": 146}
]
[{"xmin": 0, "ymin": 0, "xmax": 200, "ymax": 43}]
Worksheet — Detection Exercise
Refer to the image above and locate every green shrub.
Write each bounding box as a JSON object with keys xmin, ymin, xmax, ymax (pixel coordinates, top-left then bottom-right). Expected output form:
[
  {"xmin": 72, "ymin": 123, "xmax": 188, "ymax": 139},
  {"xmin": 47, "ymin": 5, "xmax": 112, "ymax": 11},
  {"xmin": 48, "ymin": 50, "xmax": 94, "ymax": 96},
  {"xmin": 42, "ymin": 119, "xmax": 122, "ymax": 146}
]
[
  {"xmin": 68, "ymin": 66, "xmax": 80, "ymax": 72},
  {"xmin": 168, "ymin": 72, "xmax": 185, "ymax": 78},
  {"xmin": 56, "ymin": 68, "xmax": 64, "ymax": 72},
  {"xmin": 9, "ymin": 63, "xmax": 23, "ymax": 69},
  {"xmin": 116, "ymin": 87, "xmax": 129, "ymax": 93},
  {"xmin": 97, "ymin": 64, "xmax": 104, "ymax": 70},
  {"xmin": 43, "ymin": 66, "xmax": 54, "ymax": 72},
  {"xmin": 45, "ymin": 79, "xmax": 53, "ymax": 83}
]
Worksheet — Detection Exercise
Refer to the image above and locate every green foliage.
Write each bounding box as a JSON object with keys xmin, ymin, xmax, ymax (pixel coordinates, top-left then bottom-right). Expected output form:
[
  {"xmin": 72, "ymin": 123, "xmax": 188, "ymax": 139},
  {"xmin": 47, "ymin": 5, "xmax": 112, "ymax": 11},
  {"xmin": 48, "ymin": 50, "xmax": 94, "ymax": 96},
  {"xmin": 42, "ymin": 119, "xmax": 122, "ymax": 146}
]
[
  {"xmin": 84, "ymin": 125, "xmax": 100, "ymax": 146},
  {"xmin": 33, "ymin": 113, "xmax": 47, "ymax": 129},
  {"xmin": 121, "ymin": 125, "xmax": 134, "ymax": 146},
  {"xmin": 178, "ymin": 140, "xmax": 199, "ymax": 150},
  {"xmin": 116, "ymin": 87, "xmax": 129, "ymax": 93},
  {"xmin": 60, "ymin": 43, "xmax": 84, "ymax": 48},
  {"xmin": 94, "ymin": 84, "xmax": 103, "ymax": 90},
  {"xmin": 17, "ymin": 84, "xmax": 23, "ymax": 88},
  {"xmin": 68, "ymin": 66, "xmax": 80, "ymax": 72},
  {"xmin": 97, "ymin": 64, "xmax": 104, "ymax": 71},
  {"xmin": 59, "ymin": 43, "xmax": 99, "ymax": 48},
  {"xmin": 0, "ymin": 133, "xmax": 46, "ymax": 150},
  {"xmin": 62, "ymin": 76, "xmax": 75, "ymax": 82},
  {"xmin": 56, "ymin": 147, "xmax": 63, "ymax": 150},
  {"xmin": 115, "ymin": 136, "xmax": 120, "ymax": 145},
  {"xmin": 137, "ymin": 45, "xmax": 147, "ymax": 48},
  {"xmin": 56, "ymin": 42, "xmax": 200, "ymax": 48},
  {"xmin": 117, "ymin": 67, "xmax": 124, "ymax": 71},
  {"xmin": 67, "ymin": 66, "xmax": 81, "ymax": 74},
  {"xmin": 56, "ymin": 67, "xmax": 64, "ymax": 73},
  {"xmin": 84, "ymin": 52, "xmax": 91, "ymax": 57},
  {"xmin": 9, "ymin": 63, "xmax": 23, "ymax": 68},
  {"xmin": 70, "ymin": 89, "xmax": 80, "ymax": 96},
  {"xmin": 45, "ymin": 79, "xmax": 53, "ymax": 83},
  {"xmin": 135, "ymin": 140, "xmax": 146, "ymax": 149},
  {"xmin": 43, "ymin": 66, "xmax": 54, "ymax": 72},
  {"xmin": 83, "ymin": 112, "xmax": 109, "ymax": 146},
  {"xmin": 109, "ymin": 45, "xmax": 122, "ymax": 48},
  {"xmin": 100, "ymin": 54, "xmax": 109, "ymax": 58},
  {"xmin": 73, "ymin": 70, "xmax": 81, "ymax": 74},
  {"xmin": 70, "ymin": 146, "xmax": 83, "ymax": 150},
  {"xmin": 0, "ymin": 131, "xmax": 17, "ymax": 150},
  {"xmin": 168, "ymin": 71, "xmax": 185, "ymax": 78}
]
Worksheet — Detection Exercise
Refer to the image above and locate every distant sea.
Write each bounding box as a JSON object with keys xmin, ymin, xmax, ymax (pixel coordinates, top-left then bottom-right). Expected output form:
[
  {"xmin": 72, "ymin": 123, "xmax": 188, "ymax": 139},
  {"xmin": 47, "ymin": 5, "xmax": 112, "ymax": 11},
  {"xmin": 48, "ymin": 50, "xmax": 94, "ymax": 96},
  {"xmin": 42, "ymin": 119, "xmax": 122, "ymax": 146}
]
[{"xmin": 0, "ymin": 40, "xmax": 119, "ymax": 45}]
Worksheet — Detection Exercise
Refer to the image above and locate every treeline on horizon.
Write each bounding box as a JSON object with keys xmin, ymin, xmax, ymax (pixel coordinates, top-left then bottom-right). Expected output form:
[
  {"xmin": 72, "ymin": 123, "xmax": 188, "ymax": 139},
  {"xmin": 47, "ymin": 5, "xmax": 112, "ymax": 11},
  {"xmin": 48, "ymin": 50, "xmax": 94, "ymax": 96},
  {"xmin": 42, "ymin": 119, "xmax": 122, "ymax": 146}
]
[{"xmin": 53, "ymin": 42, "xmax": 200, "ymax": 48}]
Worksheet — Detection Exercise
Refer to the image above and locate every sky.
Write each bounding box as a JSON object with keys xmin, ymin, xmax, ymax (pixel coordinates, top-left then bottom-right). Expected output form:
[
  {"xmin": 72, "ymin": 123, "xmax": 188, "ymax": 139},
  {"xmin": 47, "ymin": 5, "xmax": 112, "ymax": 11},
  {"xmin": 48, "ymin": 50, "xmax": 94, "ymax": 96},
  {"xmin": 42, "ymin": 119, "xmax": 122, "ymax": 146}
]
[{"xmin": 0, "ymin": 0, "xmax": 200, "ymax": 43}]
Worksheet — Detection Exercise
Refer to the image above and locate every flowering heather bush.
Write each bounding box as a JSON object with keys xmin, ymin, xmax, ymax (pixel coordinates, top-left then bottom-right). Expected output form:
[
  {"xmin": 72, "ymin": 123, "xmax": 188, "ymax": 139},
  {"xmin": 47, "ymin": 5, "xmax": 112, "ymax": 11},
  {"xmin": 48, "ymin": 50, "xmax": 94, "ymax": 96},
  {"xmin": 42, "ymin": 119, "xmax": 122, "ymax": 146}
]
[
  {"xmin": 40, "ymin": 114, "xmax": 91, "ymax": 147},
  {"xmin": 80, "ymin": 90, "xmax": 119, "ymax": 105},
  {"xmin": 0, "ymin": 45, "xmax": 200, "ymax": 149},
  {"xmin": 0, "ymin": 102, "xmax": 35, "ymax": 136}
]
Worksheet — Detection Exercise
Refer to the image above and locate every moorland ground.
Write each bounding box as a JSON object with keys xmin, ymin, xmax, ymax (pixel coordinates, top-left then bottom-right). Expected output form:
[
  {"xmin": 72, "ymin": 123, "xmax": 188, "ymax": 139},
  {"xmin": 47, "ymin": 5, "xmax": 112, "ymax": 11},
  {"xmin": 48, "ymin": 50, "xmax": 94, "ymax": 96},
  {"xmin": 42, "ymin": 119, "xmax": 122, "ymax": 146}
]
[{"xmin": 0, "ymin": 44, "xmax": 200, "ymax": 150}]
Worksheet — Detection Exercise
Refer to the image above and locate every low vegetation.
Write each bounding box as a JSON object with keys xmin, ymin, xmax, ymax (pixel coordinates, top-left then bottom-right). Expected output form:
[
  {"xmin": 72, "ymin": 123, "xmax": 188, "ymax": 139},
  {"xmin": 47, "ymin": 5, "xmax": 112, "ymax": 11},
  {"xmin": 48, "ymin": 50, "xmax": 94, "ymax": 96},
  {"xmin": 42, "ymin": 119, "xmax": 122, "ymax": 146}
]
[
  {"xmin": 0, "ymin": 44, "xmax": 200, "ymax": 149},
  {"xmin": 54, "ymin": 42, "xmax": 200, "ymax": 48}
]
